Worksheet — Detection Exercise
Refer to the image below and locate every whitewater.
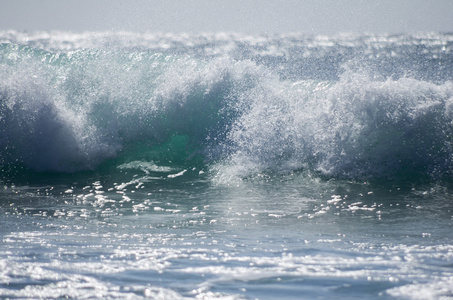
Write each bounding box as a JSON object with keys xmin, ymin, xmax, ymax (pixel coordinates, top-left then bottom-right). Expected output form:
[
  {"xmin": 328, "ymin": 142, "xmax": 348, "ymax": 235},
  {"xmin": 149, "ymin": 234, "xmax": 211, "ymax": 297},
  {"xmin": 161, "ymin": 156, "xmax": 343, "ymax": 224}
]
[{"xmin": 1, "ymin": 31, "xmax": 453, "ymax": 299}]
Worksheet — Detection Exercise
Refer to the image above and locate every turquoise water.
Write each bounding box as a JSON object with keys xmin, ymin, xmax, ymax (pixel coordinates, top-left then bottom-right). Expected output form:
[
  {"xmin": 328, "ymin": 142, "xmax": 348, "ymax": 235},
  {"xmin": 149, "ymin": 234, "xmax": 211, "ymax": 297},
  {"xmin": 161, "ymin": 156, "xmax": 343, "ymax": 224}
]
[{"xmin": 1, "ymin": 31, "xmax": 453, "ymax": 299}]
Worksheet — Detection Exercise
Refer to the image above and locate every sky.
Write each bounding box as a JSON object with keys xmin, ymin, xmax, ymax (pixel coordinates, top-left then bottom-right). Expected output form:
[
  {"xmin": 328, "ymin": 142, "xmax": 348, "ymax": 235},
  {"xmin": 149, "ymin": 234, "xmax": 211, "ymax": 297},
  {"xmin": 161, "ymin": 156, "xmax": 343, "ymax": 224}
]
[{"xmin": 0, "ymin": 0, "xmax": 452, "ymax": 35}]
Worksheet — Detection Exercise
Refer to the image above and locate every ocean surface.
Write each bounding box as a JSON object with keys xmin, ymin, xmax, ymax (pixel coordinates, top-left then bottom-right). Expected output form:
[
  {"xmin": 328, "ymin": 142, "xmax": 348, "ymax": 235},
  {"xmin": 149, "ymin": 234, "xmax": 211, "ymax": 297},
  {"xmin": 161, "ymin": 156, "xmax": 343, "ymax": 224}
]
[{"xmin": 1, "ymin": 30, "xmax": 453, "ymax": 299}]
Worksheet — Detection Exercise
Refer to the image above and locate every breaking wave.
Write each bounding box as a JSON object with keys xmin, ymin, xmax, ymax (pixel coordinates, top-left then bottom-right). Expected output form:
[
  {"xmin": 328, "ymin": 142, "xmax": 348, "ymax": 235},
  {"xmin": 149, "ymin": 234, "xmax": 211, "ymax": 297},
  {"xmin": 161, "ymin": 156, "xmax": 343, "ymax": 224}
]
[{"xmin": 1, "ymin": 34, "xmax": 453, "ymax": 182}]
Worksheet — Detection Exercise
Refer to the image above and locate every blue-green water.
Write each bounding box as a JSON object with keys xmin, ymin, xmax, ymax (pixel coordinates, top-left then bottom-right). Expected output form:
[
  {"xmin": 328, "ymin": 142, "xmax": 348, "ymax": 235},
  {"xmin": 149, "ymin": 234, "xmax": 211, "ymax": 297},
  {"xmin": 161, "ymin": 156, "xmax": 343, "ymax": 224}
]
[{"xmin": 1, "ymin": 31, "xmax": 453, "ymax": 299}]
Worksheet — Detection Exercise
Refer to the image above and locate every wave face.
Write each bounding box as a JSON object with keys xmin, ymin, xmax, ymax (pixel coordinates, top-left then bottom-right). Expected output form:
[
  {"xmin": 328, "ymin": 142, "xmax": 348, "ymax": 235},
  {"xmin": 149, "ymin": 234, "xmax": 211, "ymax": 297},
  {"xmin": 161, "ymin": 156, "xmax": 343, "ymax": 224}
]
[{"xmin": 1, "ymin": 32, "xmax": 453, "ymax": 181}]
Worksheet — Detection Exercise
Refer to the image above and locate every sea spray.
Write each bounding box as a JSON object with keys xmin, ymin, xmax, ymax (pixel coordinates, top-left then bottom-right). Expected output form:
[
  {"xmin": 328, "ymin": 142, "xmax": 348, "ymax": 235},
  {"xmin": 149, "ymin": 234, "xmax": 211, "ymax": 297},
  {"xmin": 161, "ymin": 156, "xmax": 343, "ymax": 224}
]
[
  {"xmin": 214, "ymin": 71, "xmax": 453, "ymax": 181},
  {"xmin": 0, "ymin": 45, "xmax": 261, "ymax": 173}
]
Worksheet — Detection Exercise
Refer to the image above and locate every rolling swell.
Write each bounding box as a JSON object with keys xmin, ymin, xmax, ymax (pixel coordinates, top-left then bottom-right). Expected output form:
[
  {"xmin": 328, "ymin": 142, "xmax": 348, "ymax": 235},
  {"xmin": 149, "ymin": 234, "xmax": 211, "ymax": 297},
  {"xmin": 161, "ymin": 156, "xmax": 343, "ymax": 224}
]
[{"xmin": 1, "ymin": 40, "xmax": 453, "ymax": 182}]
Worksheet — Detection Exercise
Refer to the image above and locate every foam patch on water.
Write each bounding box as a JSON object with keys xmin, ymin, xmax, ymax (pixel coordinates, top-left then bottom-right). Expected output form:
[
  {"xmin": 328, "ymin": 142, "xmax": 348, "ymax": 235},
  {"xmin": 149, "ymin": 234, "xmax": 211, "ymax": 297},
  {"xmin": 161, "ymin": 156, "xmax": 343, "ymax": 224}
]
[{"xmin": 118, "ymin": 161, "xmax": 175, "ymax": 174}]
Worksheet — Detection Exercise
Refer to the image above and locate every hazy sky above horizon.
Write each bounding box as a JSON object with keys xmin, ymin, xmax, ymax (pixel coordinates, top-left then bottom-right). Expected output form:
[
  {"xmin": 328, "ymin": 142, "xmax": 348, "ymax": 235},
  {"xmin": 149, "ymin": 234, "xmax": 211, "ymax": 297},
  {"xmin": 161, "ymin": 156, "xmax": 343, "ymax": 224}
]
[{"xmin": 1, "ymin": 0, "xmax": 452, "ymax": 35}]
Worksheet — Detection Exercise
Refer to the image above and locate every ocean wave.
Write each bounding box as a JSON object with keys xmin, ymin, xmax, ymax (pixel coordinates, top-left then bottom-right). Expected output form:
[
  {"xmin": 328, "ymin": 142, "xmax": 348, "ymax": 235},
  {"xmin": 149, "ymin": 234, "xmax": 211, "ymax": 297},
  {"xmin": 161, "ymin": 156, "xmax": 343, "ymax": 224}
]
[
  {"xmin": 1, "ymin": 35, "xmax": 453, "ymax": 182},
  {"xmin": 0, "ymin": 44, "xmax": 261, "ymax": 173},
  {"xmin": 217, "ymin": 71, "xmax": 453, "ymax": 181}
]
